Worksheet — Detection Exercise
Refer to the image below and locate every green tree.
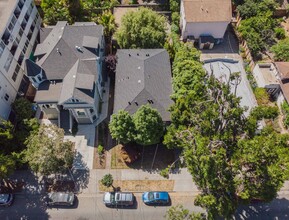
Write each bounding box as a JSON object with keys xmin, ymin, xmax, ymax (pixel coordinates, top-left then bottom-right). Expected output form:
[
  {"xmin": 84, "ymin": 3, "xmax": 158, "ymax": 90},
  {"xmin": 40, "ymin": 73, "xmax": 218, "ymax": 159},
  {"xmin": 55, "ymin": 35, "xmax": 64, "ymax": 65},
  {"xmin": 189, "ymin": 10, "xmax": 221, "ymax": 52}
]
[
  {"xmin": 12, "ymin": 98, "xmax": 34, "ymax": 124},
  {"xmin": 25, "ymin": 124, "xmax": 74, "ymax": 176},
  {"xmin": 0, "ymin": 154, "xmax": 16, "ymax": 181},
  {"xmin": 97, "ymin": 10, "xmax": 116, "ymax": 41},
  {"xmin": 133, "ymin": 105, "xmax": 164, "ymax": 145},
  {"xmin": 271, "ymin": 37, "xmax": 289, "ymax": 61},
  {"xmin": 101, "ymin": 173, "xmax": 114, "ymax": 188},
  {"xmin": 237, "ymin": 0, "xmax": 277, "ymax": 19},
  {"xmin": 41, "ymin": 0, "xmax": 72, "ymax": 25},
  {"xmin": 233, "ymin": 128, "xmax": 289, "ymax": 202},
  {"xmin": 109, "ymin": 110, "xmax": 135, "ymax": 144},
  {"xmin": 165, "ymin": 205, "xmax": 206, "ymax": 220},
  {"xmin": 115, "ymin": 7, "xmax": 167, "ymax": 48}
]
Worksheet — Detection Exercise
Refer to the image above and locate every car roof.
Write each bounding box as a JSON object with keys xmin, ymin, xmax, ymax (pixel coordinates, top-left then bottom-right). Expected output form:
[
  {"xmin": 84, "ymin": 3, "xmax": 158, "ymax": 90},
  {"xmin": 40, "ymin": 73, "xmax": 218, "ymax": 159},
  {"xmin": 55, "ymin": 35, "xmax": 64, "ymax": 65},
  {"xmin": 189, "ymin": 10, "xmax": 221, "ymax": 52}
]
[
  {"xmin": 0, "ymin": 194, "xmax": 10, "ymax": 203},
  {"xmin": 115, "ymin": 192, "xmax": 133, "ymax": 201},
  {"xmin": 153, "ymin": 192, "xmax": 169, "ymax": 200},
  {"xmin": 48, "ymin": 192, "xmax": 74, "ymax": 202}
]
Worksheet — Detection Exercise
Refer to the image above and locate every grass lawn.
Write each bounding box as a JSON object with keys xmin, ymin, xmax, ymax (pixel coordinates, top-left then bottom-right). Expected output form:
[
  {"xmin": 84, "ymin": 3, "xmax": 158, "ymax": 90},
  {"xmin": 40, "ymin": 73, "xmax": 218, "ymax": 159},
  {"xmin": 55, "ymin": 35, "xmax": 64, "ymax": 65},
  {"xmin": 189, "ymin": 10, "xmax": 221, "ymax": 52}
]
[{"xmin": 99, "ymin": 180, "xmax": 174, "ymax": 192}]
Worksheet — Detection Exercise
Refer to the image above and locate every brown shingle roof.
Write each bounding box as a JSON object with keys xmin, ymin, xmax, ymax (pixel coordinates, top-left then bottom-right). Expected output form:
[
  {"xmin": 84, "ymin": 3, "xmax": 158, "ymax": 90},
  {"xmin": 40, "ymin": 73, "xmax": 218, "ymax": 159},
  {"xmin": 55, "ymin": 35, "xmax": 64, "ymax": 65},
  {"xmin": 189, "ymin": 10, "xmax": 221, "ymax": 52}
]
[
  {"xmin": 275, "ymin": 62, "xmax": 289, "ymax": 80},
  {"xmin": 183, "ymin": 0, "xmax": 232, "ymax": 23}
]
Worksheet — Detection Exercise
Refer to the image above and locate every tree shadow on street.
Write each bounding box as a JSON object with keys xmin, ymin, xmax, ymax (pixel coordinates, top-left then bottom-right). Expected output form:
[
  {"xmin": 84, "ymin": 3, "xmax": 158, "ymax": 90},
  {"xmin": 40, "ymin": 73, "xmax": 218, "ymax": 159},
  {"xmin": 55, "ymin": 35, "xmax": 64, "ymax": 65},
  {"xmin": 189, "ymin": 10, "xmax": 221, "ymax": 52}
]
[{"xmin": 233, "ymin": 198, "xmax": 289, "ymax": 220}]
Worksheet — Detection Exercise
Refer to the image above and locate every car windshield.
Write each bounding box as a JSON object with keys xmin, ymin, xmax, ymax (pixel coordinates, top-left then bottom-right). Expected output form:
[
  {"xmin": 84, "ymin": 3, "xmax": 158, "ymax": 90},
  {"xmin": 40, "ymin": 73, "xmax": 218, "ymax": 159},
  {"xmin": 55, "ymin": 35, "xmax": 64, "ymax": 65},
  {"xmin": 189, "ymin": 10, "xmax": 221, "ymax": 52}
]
[
  {"xmin": 110, "ymin": 193, "xmax": 115, "ymax": 202},
  {"xmin": 148, "ymin": 192, "xmax": 154, "ymax": 200}
]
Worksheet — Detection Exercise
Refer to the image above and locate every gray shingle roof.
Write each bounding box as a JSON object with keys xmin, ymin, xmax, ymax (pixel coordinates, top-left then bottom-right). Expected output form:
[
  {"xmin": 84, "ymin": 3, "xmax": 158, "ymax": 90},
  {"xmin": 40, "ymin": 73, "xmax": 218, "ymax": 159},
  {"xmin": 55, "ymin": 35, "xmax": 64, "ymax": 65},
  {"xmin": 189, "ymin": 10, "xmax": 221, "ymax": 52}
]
[
  {"xmin": 34, "ymin": 80, "xmax": 63, "ymax": 103},
  {"xmin": 114, "ymin": 49, "xmax": 173, "ymax": 121},
  {"xmin": 25, "ymin": 59, "xmax": 44, "ymax": 77},
  {"xmin": 31, "ymin": 22, "xmax": 103, "ymax": 105}
]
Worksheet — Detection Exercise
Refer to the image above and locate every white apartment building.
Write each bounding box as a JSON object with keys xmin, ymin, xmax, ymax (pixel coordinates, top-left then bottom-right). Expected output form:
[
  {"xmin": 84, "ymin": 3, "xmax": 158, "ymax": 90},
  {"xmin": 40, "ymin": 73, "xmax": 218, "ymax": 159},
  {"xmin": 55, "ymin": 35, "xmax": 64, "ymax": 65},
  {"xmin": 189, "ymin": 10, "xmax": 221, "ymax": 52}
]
[{"xmin": 0, "ymin": 0, "xmax": 41, "ymax": 120}]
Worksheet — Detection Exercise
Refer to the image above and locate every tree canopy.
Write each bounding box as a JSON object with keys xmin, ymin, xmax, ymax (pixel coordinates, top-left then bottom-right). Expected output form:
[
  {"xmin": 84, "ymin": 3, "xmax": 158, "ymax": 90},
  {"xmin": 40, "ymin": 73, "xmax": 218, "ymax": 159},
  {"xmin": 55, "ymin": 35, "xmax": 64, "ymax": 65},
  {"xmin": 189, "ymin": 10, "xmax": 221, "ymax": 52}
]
[
  {"xmin": 115, "ymin": 7, "xmax": 167, "ymax": 49},
  {"xmin": 133, "ymin": 105, "xmax": 164, "ymax": 146},
  {"xmin": 109, "ymin": 110, "xmax": 135, "ymax": 144},
  {"xmin": 164, "ymin": 42, "xmax": 289, "ymax": 219},
  {"xmin": 97, "ymin": 10, "xmax": 116, "ymax": 40},
  {"xmin": 25, "ymin": 124, "xmax": 74, "ymax": 176},
  {"xmin": 271, "ymin": 37, "xmax": 289, "ymax": 61}
]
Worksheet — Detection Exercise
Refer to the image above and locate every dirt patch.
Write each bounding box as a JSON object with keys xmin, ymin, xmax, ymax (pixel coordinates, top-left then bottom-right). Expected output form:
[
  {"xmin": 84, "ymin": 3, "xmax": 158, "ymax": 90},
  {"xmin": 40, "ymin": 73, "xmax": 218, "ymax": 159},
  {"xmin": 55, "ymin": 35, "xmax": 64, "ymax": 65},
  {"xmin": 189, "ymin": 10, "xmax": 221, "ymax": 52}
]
[
  {"xmin": 45, "ymin": 180, "xmax": 75, "ymax": 192},
  {"xmin": 99, "ymin": 180, "xmax": 174, "ymax": 192},
  {"xmin": 111, "ymin": 143, "xmax": 175, "ymax": 170},
  {"xmin": 0, "ymin": 180, "xmax": 25, "ymax": 193}
]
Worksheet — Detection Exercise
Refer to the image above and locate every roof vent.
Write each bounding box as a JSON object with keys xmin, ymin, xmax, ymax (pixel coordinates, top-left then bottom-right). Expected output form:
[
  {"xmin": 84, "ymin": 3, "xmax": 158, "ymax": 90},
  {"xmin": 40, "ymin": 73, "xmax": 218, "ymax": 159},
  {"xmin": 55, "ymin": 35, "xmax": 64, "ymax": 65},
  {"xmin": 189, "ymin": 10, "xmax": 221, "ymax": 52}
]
[
  {"xmin": 75, "ymin": 46, "xmax": 83, "ymax": 52},
  {"xmin": 134, "ymin": 101, "xmax": 138, "ymax": 106},
  {"xmin": 138, "ymin": 66, "xmax": 141, "ymax": 70},
  {"xmin": 138, "ymin": 80, "xmax": 141, "ymax": 83},
  {"xmin": 137, "ymin": 53, "xmax": 139, "ymax": 56},
  {"xmin": 146, "ymin": 54, "xmax": 150, "ymax": 57},
  {"xmin": 56, "ymin": 48, "xmax": 61, "ymax": 55},
  {"xmin": 129, "ymin": 54, "xmax": 131, "ymax": 57},
  {"xmin": 128, "ymin": 101, "xmax": 131, "ymax": 105}
]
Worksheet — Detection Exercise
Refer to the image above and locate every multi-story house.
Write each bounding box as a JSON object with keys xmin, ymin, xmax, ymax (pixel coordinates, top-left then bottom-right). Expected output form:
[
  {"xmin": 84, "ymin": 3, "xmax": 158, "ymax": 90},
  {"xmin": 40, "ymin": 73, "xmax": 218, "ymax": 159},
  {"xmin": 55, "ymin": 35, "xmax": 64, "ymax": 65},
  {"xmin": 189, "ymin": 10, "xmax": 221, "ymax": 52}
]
[
  {"xmin": 0, "ymin": 0, "xmax": 41, "ymax": 120},
  {"xmin": 25, "ymin": 22, "xmax": 105, "ymax": 131}
]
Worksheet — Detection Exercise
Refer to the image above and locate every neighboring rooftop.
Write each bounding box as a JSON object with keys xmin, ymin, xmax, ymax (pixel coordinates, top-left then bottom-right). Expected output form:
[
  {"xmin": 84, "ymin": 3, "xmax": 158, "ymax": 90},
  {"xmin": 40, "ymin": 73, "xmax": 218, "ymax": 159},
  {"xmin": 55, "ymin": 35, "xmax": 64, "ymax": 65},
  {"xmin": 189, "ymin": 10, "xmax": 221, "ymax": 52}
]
[
  {"xmin": 114, "ymin": 49, "xmax": 173, "ymax": 121},
  {"xmin": 182, "ymin": 0, "xmax": 232, "ymax": 23},
  {"xmin": 0, "ymin": 0, "xmax": 17, "ymax": 31},
  {"xmin": 275, "ymin": 62, "xmax": 289, "ymax": 80},
  {"xmin": 253, "ymin": 63, "xmax": 279, "ymax": 88},
  {"xmin": 203, "ymin": 59, "xmax": 257, "ymax": 116}
]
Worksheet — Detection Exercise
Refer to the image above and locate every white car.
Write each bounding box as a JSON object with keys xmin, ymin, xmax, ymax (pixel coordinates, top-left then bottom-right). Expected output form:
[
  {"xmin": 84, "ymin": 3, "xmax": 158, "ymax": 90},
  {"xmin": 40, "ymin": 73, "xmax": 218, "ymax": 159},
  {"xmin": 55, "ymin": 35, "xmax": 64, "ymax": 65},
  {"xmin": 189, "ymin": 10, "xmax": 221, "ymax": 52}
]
[{"xmin": 46, "ymin": 192, "xmax": 75, "ymax": 206}]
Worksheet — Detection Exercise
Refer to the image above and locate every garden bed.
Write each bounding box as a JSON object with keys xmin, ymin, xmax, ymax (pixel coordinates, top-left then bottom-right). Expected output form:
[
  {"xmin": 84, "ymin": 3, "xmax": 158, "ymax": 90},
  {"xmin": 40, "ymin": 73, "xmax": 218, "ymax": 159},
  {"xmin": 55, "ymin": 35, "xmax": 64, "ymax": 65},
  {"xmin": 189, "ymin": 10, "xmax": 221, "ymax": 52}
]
[{"xmin": 98, "ymin": 180, "xmax": 174, "ymax": 192}]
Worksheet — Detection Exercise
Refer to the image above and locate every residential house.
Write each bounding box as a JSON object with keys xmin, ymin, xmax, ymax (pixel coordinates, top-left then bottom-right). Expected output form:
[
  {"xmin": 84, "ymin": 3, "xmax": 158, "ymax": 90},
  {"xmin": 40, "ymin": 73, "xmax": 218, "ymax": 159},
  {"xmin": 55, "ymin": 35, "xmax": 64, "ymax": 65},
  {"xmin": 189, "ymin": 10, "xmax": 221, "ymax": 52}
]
[
  {"xmin": 25, "ymin": 22, "xmax": 105, "ymax": 130},
  {"xmin": 180, "ymin": 0, "xmax": 232, "ymax": 49},
  {"xmin": 113, "ymin": 49, "xmax": 173, "ymax": 122},
  {"xmin": 0, "ymin": 0, "xmax": 41, "ymax": 120},
  {"xmin": 253, "ymin": 62, "xmax": 289, "ymax": 105}
]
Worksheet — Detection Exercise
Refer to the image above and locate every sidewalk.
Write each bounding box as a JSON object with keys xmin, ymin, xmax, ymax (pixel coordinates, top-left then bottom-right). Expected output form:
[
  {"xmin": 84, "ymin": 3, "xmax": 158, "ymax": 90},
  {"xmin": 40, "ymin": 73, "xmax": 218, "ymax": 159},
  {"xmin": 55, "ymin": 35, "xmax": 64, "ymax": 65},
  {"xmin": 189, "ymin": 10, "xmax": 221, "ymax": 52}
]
[{"xmin": 81, "ymin": 168, "xmax": 200, "ymax": 194}]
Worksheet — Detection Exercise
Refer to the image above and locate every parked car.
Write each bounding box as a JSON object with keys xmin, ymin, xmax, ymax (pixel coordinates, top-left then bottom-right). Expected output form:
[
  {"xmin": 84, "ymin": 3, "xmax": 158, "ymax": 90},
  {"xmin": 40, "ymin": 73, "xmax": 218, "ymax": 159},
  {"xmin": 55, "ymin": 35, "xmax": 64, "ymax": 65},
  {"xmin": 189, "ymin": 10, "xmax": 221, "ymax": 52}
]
[
  {"xmin": 0, "ymin": 194, "xmax": 13, "ymax": 207},
  {"xmin": 103, "ymin": 192, "xmax": 134, "ymax": 207},
  {"xmin": 142, "ymin": 191, "xmax": 170, "ymax": 205},
  {"xmin": 46, "ymin": 192, "xmax": 75, "ymax": 206}
]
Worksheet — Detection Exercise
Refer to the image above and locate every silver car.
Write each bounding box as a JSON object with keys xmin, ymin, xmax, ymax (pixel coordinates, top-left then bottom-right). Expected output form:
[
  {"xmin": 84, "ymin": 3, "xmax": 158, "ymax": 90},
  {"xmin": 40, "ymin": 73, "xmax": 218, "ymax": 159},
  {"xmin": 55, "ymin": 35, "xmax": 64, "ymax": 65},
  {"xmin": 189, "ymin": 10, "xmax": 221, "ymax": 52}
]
[
  {"xmin": 46, "ymin": 192, "xmax": 75, "ymax": 206},
  {"xmin": 103, "ymin": 192, "xmax": 134, "ymax": 207},
  {"xmin": 0, "ymin": 194, "xmax": 13, "ymax": 207}
]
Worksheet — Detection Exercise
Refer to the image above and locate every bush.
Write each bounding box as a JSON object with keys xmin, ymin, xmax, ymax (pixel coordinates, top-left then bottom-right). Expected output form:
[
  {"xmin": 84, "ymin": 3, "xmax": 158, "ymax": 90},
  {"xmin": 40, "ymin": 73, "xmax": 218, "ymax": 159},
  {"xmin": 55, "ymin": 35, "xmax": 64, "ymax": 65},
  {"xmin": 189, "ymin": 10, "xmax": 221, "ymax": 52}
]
[
  {"xmin": 160, "ymin": 167, "xmax": 169, "ymax": 179},
  {"xmin": 271, "ymin": 38, "xmax": 289, "ymax": 61},
  {"xmin": 171, "ymin": 24, "xmax": 180, "ymax": 34},
  {"xmin": 274, "ymin": 27, "xmax": 286, "ymax": 40},
  {"xmin": 251, "ymin": 106, "xmax": 279, "ymax": 120},
  {"xmin": 101, "ymin": 174, "xmax": 114, "ymax": 187},
  {"xmin": 98, "ymin": 145, "xmax": 104, "ymax": 156},
  {"xmin": 254, "ymin": 88, "xmax": 270, "ymax": 105}
]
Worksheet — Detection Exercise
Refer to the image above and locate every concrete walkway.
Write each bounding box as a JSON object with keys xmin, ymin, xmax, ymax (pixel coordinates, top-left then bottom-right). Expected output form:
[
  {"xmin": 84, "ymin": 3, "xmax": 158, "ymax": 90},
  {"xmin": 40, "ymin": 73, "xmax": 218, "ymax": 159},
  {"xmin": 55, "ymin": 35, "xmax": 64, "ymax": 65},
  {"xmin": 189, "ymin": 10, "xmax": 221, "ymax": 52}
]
[{"xmin": 65, "ymin": 124, "xmax": 96, "ymax": 170}]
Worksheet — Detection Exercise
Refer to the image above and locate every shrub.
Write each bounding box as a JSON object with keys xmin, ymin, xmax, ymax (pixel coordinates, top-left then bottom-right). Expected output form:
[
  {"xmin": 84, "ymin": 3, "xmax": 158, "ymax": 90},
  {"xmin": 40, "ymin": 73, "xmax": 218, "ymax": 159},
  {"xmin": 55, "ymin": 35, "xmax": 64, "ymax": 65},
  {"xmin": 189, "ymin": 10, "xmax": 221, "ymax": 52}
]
[
  {"xmin": 254, "ymin": 88, "xmax": 270, "ymax": 105},
  {"xmin": 160, "ymin": 167, "xmax": 169, "ymax": 179},
  {"xmin": 251, "ymin": 106, "xmax": 279, "ymax": 120},
  {"xmin": 101, "ymin": 174, "xmax": 114, "ymax": 188},
  {"xmin": 98, "ymin": 145, "xmax": 104, "ymax": 156},
  {"xmin": 271, "ymin": 38, "xmax": 289, "ymax": 61},
  {"xmin": 274, "ymin": 27, "xmax": 286, "ymax": 40}
]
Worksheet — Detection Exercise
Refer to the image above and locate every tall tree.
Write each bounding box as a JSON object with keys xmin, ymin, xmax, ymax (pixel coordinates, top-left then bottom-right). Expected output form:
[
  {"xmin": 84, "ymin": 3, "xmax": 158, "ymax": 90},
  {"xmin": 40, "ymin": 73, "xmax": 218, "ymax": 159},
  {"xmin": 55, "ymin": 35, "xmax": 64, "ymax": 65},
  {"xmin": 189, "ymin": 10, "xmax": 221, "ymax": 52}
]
[
  {"xmin": 12, "ymin": 98, "xmax": 34, "ymax": 124},
  {"xmin": 115, "ymin": 7, "xmax": 167, "ymax": 48},
  {"xmin": 97, "ymin": 10, "xmax": 116, "ymax": 42},
  {"xmin": 165, "ymin": 205, "xmax": 206, "ymax": 220},
  {"xmin": 25, "ymin": 124, "xmax": 74, "ymax": 176},
  {"xmin": 133, "ymin": 105, "xmax": 164, "ymax": 145},
  {"xmin": 109, "ymin": 110, "xmax": 135, "ymax": 144},
  {"xmin": 41, "ymin": 0, "xmax": 72, "ymax": 25}
]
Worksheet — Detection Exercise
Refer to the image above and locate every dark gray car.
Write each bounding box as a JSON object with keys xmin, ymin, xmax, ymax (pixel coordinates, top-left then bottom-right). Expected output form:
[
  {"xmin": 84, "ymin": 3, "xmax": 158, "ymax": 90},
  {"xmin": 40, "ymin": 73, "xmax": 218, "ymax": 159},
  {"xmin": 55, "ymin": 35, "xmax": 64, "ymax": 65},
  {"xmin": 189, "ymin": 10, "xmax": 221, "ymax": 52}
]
[
  {"xmin": 46, "ymin": 192, "xmax": 75, "ymax": 206},
  {"xmin": 0, "ymin": 194, "xmax": 13, "ymax": 207}
]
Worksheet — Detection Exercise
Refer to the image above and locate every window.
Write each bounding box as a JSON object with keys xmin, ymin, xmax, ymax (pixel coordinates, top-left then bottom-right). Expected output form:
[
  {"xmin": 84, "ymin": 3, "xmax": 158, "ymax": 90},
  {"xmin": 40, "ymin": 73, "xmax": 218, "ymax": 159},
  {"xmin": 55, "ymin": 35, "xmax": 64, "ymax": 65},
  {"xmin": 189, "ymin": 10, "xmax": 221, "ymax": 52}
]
[
  {"xmin": 12, "ymin": 64, "xmax": 20, "ymax": 81},
  {"xmin": 4, "ymin": 53, "xmax": 13, "ymax": 72},
  {"xmin": 32, "ymin": 77, "xmax": 36, "ymax": 82},
  {"xmin": 4, "ymin": 94, "xmax": 9, "ymax": 101},
  {"xmin": 0, "ymin": 41, "xmax": 5, "ymax": 58}
]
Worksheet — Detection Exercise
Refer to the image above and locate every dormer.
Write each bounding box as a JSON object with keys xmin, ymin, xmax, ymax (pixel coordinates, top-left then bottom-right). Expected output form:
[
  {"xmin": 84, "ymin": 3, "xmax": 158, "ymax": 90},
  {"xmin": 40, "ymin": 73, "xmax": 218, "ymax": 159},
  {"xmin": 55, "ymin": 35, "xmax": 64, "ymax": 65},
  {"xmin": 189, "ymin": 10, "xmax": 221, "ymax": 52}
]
[{"xmin": 25, "ymin": 59, "xmax": 46, "ymax": 88}]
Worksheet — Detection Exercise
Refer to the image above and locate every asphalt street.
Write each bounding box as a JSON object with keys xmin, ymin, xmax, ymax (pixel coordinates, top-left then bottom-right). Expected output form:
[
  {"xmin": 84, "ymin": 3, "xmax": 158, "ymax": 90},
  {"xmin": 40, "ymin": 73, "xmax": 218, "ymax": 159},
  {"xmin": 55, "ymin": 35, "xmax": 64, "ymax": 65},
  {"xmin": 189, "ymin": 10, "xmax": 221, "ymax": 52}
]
[{"xmin": 0, "ymin": 193, "xmax": 203, "ymax": 220}]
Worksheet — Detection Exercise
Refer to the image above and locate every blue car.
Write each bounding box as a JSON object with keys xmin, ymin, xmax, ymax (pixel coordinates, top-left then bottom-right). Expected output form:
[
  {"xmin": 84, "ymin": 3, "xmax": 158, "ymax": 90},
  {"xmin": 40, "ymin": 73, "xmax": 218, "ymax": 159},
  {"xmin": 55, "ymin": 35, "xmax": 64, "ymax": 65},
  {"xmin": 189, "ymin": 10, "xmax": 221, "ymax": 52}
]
[{"xmin": 142, "ymin": 191, "xmax": 170, "ymax": 205}]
